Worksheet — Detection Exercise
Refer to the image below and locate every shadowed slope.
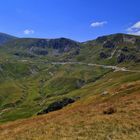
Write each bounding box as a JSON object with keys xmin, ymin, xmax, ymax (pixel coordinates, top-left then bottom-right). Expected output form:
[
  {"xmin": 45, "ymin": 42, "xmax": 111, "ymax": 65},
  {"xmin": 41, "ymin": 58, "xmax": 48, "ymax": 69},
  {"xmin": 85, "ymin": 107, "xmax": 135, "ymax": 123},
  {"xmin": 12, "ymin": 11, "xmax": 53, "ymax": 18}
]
[{"xmin": 0, "ymin": 33, "xmax": 17, "ymax": 45}]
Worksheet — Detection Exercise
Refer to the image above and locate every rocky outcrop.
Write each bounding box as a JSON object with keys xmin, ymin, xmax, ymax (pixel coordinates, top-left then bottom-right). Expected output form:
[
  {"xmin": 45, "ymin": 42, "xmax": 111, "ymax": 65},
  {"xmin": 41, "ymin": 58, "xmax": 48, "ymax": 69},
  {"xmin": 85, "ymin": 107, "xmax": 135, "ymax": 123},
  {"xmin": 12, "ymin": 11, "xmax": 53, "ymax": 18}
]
[
  {"xmin": 100, "ymin": 52, "xmax": 109, "ymax": 59},
  {"xmin": 32, "ymin": 50, "xmax": 48, "ymax": 55},
  {"xmin": 117, "ymin": 53, "xmax": 137, "ymax": 63},
  {"xmin": 117, "ymin": 53, "xmax": 126, "ymax": 63},
  {"xmin": 37, "ymin": 98, "xmax": 76, "ymax": 115},
  {"xmin": 121, "ymin": 46, "xmax": 128, "ymax": 52},
  {"xmin": 103, "ymin": 41, "xmax": 115, "ymax": 49}
]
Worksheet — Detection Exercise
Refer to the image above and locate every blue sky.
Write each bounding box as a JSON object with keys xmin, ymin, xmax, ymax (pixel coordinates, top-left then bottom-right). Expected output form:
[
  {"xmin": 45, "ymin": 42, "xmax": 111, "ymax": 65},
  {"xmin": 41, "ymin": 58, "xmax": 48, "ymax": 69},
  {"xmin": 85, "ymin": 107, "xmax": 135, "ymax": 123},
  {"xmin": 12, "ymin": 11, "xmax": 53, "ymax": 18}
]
[{"xmin": 0, "ymin": 0, "xmax": 140, "ymax": 41}]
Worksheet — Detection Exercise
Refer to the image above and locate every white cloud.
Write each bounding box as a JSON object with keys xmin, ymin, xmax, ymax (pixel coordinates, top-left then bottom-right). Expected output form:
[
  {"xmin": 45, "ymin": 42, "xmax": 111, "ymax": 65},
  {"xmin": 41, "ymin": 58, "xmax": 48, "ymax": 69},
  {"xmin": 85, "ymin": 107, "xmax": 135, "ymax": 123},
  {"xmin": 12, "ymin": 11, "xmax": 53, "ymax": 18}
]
[
  {"xmin": 131, "ymin": 21, "xmax": 140, "ymax": 29},
  {"xmin": 24, "ymin": 29, "xmax": 35, "ymax": 35},
  {"xmin": 91, "ymin": 21, "xmax": 107, "ymax": 28},
  {"xmin": 127, "ymin": 21, "xmax": 140, "ymax": 35}
]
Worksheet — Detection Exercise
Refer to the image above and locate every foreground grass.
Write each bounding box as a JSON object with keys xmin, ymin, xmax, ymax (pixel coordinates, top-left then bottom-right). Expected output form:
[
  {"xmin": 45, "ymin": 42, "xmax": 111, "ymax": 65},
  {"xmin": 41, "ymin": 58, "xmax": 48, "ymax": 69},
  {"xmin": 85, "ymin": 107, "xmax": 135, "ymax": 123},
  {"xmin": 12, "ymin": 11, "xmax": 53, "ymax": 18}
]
[{"xmin": 0, "ymin": 71, "xmax": 140, "ymax": 140}]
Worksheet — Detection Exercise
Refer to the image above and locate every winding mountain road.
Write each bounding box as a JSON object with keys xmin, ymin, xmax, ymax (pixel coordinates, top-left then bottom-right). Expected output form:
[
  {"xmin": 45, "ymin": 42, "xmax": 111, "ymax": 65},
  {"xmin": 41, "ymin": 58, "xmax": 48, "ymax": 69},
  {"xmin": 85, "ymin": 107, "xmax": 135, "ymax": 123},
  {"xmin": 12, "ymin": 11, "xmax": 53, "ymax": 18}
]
[{"xmin": 51, "ymin": 62, "xmax": 140, "ymax": 73}]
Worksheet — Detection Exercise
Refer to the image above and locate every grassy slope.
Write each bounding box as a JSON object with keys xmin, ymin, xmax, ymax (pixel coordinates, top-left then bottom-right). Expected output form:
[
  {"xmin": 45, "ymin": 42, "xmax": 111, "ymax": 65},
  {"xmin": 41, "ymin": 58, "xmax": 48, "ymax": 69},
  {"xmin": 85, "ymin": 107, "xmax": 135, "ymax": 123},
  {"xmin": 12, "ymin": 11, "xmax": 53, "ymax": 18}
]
[
  {"xmin": 0, "ymin": 70, "xmax": 139, "ymax": 140},
  {"xmin": 75, "ymin": 34, "xmax": 140, "ymax": 65},
  {"xmin": 0, "ymin": 60, "xmax": 110, "ymax": 123}
]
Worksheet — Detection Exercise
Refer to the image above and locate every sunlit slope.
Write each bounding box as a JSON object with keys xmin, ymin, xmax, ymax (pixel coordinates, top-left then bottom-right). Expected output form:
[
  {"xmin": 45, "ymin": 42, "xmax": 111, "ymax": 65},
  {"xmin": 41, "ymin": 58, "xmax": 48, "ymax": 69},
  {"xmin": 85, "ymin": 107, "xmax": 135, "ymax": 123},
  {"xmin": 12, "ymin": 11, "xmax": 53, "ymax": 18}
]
[
  {"xmin": 0, "ymin": 61, "xmax": 110, "ymax": 123},
  {"xmin": 75, "ymin": 34, "xmax": 140, "ymax": 65},
  {"xmin": 0, "ymin": 70, "xmax": 139, "ymax": 140}
]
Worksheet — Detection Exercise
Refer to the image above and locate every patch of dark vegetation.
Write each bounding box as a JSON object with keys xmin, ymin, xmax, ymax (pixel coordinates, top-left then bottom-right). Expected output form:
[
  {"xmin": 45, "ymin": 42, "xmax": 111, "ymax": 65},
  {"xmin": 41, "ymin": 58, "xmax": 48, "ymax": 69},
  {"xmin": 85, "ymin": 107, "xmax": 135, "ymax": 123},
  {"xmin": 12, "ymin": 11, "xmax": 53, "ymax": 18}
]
[
  {"xmin": 14, "ymin": 52, "xmax": 35, "ymax": 58},
  {"xmin": 1, "ymin": 99, "xmax": 23, "ymax": 109},
  {"xmin": 37, "ymin": 98, "xmax": 78, "ymax": 115},
  {"xmin": 103, "ymin": 106, "xmax": 117, "ymax": 115},
  {"xmin": 2, "ymin": 103, "xmax": 16, "ymax": 109}
]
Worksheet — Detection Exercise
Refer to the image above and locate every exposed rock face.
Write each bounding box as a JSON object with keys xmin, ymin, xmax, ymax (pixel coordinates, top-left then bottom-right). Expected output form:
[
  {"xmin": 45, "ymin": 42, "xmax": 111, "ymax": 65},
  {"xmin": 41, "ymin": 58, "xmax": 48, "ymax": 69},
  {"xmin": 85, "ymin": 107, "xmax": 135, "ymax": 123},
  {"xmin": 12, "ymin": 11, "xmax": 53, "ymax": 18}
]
[
  {"xmin": 117, "ymin": 53, "xmax": 126, "ymax": 63},
  {"xmin": 101, "ymin": 91, "xmax": 109, "ymax": 96},
  {"xmin": 74, "ymin": 49, "xmax": 80, "ymax": 55},
  {"xmin": 32, "ymin": 49, "xmax": 48, "ymax": 55},
  {"xmin": 2, "ymin": 37, "xmax": 81, "ymax": 57},
  {"xmin": 29, "ymin": 38, "xmax": 80, "ymax": 55},
  {"xmin": 37, "ymin": 98, "xmax": 76, "ymax": 115},
  {"xmin": 45, "ymin": 38, "xmax": 80, "ymax": 53},
  {"xmin": 121, "ymin": 46, "xmax": 128, "ymax": 52},
  {"xmin": 103, "ymin": 41, "xmax": 115, "ymax": 49},
  {"xmin": 123, "ymin": 36, "xmax": 136, "ymax": 44},
  {"xmin": 117, "ymin": 53, "xmax": 137, "ymax": 63},
  {"xmin": 127, "ymin": 54, "xmax": 136, "ymax": 61},
  {"xmin": 100, "ymin": 52, "xmax": 109, "ymax": 59}
]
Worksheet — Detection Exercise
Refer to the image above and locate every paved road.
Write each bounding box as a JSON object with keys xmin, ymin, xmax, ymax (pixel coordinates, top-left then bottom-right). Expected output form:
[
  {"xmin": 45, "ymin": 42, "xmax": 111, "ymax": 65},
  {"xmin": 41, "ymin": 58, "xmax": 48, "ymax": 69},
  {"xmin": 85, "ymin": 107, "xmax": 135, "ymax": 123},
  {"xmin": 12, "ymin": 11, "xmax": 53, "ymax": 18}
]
[{"xmin": 51, "ymin": 62, "xmax": 140, "ymax": 73}]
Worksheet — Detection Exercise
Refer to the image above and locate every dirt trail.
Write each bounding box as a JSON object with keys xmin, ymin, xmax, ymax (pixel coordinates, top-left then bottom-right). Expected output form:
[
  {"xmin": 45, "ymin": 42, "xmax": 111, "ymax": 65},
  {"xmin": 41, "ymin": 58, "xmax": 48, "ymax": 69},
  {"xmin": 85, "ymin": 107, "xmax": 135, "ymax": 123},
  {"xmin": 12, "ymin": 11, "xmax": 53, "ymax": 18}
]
[{"xmin": 51, "ymin": 62, "xmax": 140, "ymax": 73}]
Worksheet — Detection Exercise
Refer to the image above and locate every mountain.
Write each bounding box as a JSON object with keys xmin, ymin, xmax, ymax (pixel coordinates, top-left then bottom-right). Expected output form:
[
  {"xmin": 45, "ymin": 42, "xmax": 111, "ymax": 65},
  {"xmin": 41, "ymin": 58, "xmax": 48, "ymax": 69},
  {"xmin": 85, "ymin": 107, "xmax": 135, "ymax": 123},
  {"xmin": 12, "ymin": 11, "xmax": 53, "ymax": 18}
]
[
  {"xmin": 0, "ymin": 37, "xmax": 80, "ymax": 61},
  {"xmin": 0, "ymin": 33, "xmax": 17, "ymax": 45},
  {"xmin": 76, "ymin": 33, "xmax": 140, "ymax": 65},
  {"xmin": 0, "ymin": 33, "xmax": 139, "ymax": 140},
  {"xmin": 1, "ymin": 33, "xmax": 140, "ymax": 65}
]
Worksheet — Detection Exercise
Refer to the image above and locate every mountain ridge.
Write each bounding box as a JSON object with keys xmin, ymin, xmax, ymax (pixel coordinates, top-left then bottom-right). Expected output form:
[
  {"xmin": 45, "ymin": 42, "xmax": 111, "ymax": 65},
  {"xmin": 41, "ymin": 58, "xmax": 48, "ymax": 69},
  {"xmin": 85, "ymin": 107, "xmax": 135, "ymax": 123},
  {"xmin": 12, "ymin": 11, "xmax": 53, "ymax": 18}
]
[
  {"xmin": 0, "ymin": 32, "xmax": 140, "ymax": 65},
  {"xmin": 0, "ymin": 32, "xmax": 17, "ymax": 45}
]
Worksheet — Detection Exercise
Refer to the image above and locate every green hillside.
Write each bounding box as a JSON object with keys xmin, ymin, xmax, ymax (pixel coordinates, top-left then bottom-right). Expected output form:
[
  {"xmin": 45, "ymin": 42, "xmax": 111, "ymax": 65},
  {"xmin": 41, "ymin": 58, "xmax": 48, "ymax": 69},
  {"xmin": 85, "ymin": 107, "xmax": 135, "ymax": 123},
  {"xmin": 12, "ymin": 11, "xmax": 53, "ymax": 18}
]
[
  {"xmin": 1, "ymin": 33, "xmax": 140, "ymax": 66},
  {"xmin": 0, "ymin": 68, "xmax": 140, "ymax": 140},
  {"xmin": 76, "ymin": 34, "xmax": 140, "ymax": 65},
  {"xmin": 0, "ymin": 33, "xmax": 139, "ymax": 139}
]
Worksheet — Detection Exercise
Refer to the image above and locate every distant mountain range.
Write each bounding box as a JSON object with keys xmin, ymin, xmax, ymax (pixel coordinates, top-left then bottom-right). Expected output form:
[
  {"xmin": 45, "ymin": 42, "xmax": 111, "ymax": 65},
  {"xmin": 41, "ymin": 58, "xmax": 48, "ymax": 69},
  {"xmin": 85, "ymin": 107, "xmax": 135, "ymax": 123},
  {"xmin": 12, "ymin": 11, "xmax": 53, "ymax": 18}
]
[{"xmin": 0, "ymin": 32, "xmax": 140, "ymax": 65}]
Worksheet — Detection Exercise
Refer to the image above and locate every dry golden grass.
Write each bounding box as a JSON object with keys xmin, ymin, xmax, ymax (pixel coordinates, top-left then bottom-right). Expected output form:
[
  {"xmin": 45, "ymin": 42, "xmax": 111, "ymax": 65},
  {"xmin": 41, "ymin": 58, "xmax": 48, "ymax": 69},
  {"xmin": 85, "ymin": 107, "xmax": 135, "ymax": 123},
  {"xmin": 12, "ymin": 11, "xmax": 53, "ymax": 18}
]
[{"xmin": 0, "ymin": 75, "xmax": 140, "ymax": 140}]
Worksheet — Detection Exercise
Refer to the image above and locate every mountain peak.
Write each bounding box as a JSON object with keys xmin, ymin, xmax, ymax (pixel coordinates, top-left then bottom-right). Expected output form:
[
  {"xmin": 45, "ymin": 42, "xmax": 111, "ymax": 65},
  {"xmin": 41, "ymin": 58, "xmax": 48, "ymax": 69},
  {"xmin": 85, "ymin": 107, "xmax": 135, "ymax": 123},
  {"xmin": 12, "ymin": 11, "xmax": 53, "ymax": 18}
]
[{"xmin": 95, "ymin": 33, "xmax": 140, "ymax": 44}]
